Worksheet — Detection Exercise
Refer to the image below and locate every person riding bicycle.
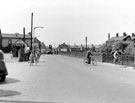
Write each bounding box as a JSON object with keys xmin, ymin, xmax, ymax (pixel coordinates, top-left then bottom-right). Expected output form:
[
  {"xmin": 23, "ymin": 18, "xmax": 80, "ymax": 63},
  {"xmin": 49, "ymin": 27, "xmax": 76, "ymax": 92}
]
[
  {"xmin": 86, "ymin": 50, "xmax": 93, "ymax": 64},
  {"xmin": 113, "ymin": 50, "xmax": 121, "ymax": 64}
]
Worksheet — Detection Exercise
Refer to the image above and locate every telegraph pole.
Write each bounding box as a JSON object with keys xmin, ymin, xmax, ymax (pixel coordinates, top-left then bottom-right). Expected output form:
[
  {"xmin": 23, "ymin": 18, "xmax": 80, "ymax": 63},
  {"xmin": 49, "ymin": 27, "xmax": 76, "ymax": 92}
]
[
  {"xmin": 30, "ymin": 12, "xmax": 33, "ymax": 51},
  {"xmin": 85, "ymin": 36, "xmax": 87, "ymax": 51},
  {"xmin": 23, "ymin": 27, "xmax": 25, "ymax": 43}
]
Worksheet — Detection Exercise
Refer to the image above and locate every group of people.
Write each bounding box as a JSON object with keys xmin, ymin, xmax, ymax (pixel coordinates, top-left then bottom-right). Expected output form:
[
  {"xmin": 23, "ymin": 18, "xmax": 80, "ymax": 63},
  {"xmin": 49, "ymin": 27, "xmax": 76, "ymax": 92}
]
[{"xmin": 29, "ymin": 50, "xmax": 41, "ymax": 66}]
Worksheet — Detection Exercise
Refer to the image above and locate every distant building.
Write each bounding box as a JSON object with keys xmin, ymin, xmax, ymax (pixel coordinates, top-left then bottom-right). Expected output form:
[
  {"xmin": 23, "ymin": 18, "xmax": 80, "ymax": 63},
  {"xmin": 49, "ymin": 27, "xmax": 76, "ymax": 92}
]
[
  {"xmin": 106, "ymin": 32, "xmax": 132, "ymax": 44},
  {"xmin": 58, "ymin": 43, "xmax": 70, "ymax": 52},
  {"xmin": 70, "ymin": 45, "xmax": 82, "ymax": 52},
  {"xmin": 0, "ymin": 32, "xmax": 41, "ymax": 52},
  {"xmin": 58, "ymin": 43, "xmax": 102, "ymax": 52}
]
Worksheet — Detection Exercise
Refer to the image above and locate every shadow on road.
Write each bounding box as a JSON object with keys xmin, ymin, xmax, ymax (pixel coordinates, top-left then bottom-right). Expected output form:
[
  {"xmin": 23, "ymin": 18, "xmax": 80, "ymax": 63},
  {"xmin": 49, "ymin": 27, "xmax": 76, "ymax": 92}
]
[
  {"xmin": 0, "ymin": 78, "xmax": 21, "ymax": 85},
  {"xmin": 0, "ymin": 99, "xmax": 57, "ymax": 103},
  {"xmin": 0, "ymin": 89, "xmax": 21, "ymax": 97}
]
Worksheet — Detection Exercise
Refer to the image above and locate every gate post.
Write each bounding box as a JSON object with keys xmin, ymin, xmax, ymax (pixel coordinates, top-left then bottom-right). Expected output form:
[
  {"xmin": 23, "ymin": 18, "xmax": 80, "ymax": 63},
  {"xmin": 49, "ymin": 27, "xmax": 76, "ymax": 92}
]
[
  {"xmin": 102, "ymin": 53, "xmax": 105, "ymax": 62},
  {"xmin": 133, "ymin": 54, "xmax": 135, "ymax": 69}
]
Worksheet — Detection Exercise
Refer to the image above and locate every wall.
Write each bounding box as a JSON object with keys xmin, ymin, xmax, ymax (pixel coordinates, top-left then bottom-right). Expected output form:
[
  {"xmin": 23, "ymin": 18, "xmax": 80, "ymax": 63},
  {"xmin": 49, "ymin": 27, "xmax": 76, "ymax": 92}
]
[{"xmin": 59, "ymin": 51, "xmax": 103, "ymax": 62}]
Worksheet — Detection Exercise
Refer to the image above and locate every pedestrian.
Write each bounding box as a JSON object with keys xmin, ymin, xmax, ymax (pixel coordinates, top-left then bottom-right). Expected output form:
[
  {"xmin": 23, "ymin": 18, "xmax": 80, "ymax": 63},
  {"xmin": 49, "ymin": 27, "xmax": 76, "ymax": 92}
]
[
  {"xmin": 29, "ymin": 50, "xmax": 35, "ymax": 66},
  {"xmin": 35, "ymin": 50, "xmax": 41, "ymax": 65}
]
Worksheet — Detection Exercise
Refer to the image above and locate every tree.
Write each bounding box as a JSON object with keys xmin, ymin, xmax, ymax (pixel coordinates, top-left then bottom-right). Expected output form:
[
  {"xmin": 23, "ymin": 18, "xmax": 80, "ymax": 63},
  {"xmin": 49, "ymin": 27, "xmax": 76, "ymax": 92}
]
[
  {"xmin": 124, "ymin": 42, "xmax": 135, "ymax": 54},
  {"xmin": 91, "ymin": 44, "xmax": 96, "ymax": 52},
  {"xmin": 101, "ymin": 43, "xmax": 112, "ymax": 53},
  {"xmin": 112, "ymin": 41, "xmax": 128, "ymax": 52}
]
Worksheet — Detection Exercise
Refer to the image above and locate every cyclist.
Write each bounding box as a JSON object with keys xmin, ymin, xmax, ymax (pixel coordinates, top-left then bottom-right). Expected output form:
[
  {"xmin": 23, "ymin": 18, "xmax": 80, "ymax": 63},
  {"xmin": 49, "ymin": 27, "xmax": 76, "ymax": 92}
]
[
  {"xmin": 113, "ymin": 50, "xmax": 121, "ymax": 64},
  {"xmin": 86, "ymin": 50, "xmax": 93, "ymax": 64}
]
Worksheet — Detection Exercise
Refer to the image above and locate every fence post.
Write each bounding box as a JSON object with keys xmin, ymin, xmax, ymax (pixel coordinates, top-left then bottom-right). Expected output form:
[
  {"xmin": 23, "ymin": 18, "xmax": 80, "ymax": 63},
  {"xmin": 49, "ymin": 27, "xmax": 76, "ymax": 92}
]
[
  {"xmin": 133, "ymin": 55, "xmax": 135, "ymax": 69},
  {"xmin": 121, "ymin": 54, "xmax": 123, "ymax": 65},
  {"xmin": 102, "ymin": 53, "xmax": 104, "ymax": 62}
]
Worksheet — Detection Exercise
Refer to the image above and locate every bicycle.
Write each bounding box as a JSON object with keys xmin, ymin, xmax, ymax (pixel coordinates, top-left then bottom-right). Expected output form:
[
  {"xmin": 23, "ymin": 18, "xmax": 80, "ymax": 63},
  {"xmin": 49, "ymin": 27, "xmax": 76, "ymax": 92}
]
[
  {"xmin": 83, "ymin": 57, "xmax": 97, "ymax": 66},
  {"xmin": 114, "ymin": 56, "xmax": 122, "ymax": 65}
]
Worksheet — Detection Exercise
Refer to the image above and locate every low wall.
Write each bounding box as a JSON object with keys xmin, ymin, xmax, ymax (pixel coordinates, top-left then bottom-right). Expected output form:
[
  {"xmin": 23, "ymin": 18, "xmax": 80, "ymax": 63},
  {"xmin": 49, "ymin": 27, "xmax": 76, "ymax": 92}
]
[
  {"xmin": 59, "ymin": 51, "xmax": 103, "ymax": 62},
  {"xmin": 102, "ymin": 53, "xmax": 135, "ymax": 67},
  {"xmin": 59, "ymin": 52, "xmax": 135, "ymax": 67}
]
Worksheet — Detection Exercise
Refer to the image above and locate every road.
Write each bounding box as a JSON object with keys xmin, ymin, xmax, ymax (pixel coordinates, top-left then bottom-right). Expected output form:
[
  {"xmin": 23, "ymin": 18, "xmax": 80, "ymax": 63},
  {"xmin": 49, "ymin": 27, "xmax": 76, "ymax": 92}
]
[{"xmin": 0, "ymin": 54, "xmax": 135, "ymax": 103}]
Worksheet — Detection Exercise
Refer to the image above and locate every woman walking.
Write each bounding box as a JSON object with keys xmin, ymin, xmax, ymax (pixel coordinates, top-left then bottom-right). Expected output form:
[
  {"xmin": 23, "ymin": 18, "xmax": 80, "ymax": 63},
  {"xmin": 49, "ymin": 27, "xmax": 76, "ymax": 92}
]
[
  {"xmin": 35, "ymin": 51, "xmax": 41, "ymax": 65},
  {"xmin": 29, "ymin": 50, "xmax": 36, "ymax": 66}
]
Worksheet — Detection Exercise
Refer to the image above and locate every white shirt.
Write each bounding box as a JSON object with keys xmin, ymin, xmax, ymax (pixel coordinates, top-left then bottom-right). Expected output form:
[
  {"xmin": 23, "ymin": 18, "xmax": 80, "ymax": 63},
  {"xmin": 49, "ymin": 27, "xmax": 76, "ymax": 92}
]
[{"xmin": 113, "ymin": 51, "xmax": 118, "ymax": 59}]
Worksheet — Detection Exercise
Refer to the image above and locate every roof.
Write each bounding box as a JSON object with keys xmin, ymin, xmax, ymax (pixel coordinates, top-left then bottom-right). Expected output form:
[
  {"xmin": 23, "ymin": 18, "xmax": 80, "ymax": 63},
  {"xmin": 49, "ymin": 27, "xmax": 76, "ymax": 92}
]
[
  {"xmin": 13, "ymin": 39, "xmax": 26, "ymax": 46},
  {"xmin": 108, "ymin": 35, "xmax": 131, "ymax": 42},
  {"xmin": 59, "ymin": 43, "xmax": 70, "ymax": 48},
  {"xmin": 132, "ymin": 36, "xmax": 135, "ymax": 40},
  {"xmin": 1, "ymin": 33, "xmax": 31, "ymax": 38},
  {"xmin": 70, "ymin": 44, "xmax": 102, "ymax": 48}
]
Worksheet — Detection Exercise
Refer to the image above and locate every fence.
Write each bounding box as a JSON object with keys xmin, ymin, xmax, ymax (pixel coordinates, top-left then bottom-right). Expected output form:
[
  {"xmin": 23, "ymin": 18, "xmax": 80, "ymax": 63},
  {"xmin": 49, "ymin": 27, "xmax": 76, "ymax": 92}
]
[
  {"xmin": 102, "ymin": 53, "xmax": 135, "ymax": 67},
  {"xmin": 59, "ymin": 51, "xmax": 103, "ymax": 62},
  {"xmin": 59, "ymin": 51, "xmax": 135, "ymax": 67}
]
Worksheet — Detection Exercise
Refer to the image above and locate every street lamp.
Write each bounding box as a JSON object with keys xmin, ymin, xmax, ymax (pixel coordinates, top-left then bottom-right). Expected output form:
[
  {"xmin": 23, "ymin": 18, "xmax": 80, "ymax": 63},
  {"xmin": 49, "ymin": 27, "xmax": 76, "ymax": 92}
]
[
  {"xmin": 30, "ymin": 12, "xmax": 33, "ymax": 51},
  {"xmin": 33, "ymin": 27, "xmax": 43, "ymax": 51},
  {"xmin": 33, "ymin": 26, "xmax": 44, "ymax": 38}
]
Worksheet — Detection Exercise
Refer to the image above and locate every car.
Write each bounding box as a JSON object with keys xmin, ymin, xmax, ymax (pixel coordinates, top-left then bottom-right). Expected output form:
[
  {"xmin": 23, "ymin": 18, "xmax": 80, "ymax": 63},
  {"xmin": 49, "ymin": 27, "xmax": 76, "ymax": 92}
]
[
  {"xmin": 47, "ymin": 51, "xmax": 53, "ymax": 54},
  {"xmin": 0, "ymin": 50, "xmax": 8, "ymax": 82},
  {"xmin": 0, "ymin": 61, "xmax": 8, "ymax": 81}
]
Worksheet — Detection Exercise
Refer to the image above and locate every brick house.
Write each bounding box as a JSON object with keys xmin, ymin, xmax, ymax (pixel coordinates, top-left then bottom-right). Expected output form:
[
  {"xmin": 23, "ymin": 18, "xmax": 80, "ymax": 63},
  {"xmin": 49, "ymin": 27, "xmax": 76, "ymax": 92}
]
[
  {"xmin": 106, "ymin": 32, "xmax": 132, "ymax": 45},
  {"xmin": 0, "ymin": 32, "xmax": 41, "ymax": 53}
]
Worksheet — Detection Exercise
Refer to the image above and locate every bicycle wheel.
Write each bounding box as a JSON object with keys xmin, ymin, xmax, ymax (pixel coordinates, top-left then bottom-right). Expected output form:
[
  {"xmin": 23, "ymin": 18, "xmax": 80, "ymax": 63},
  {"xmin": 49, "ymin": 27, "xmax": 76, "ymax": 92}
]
[
  {"xmin": 83, "ymin": 59, "xmax": 88, "ymax": 64},
  {"xmin": 92, "ymin": 60, "xmax": 97, "ymax": 66}
]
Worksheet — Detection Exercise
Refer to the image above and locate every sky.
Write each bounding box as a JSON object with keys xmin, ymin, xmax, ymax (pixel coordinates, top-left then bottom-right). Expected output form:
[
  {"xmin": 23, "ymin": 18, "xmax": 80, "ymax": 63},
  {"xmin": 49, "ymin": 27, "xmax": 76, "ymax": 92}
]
[{"xmin": 0, "ymin": 0, "xmax": 135, "ymax": 47}]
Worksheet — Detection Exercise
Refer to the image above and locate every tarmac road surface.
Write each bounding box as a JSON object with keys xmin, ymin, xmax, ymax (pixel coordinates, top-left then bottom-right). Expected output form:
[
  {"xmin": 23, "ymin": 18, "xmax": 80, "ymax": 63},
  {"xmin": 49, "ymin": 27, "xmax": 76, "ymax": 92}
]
[{"xmin": 0, "ymin": 54, "xmax": 135, "ymax": 103}]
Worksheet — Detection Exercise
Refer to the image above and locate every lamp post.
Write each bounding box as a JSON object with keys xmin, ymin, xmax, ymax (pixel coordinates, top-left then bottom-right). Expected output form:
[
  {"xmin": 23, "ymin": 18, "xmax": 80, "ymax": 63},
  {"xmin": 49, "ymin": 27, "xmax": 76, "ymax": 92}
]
[
  {"xmin": 30, "ymin": 12, "xmax": 33, "ymax": 51},
  {"xmin": 85, "ymin": 36, "xmax": 87, "ymax": 51},
  {"xmin": 33, "ymin": 26, "xmax": 44, "ymax": 38},
  {"xmin": 33, "ymin": 27, "xmax": 43, "ymax": 51}
]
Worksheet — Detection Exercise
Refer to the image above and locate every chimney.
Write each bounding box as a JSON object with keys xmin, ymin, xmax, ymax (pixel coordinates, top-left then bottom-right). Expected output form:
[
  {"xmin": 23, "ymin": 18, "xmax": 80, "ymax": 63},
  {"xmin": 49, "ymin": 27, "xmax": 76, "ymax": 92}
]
[
  {"xmin": 132, "ymin": 33, "xmax": 135, "ymax": 37},
  {"xmin": 108, "ymin": 33, "xmax": 110, "ymax": 40},
  {"xmin": 123, "ymin": 32, "xmax": 127, "ymax": 36},
  {"xmin": 116, "ymin": 33, "xmax": 119, "ymax": 37}
]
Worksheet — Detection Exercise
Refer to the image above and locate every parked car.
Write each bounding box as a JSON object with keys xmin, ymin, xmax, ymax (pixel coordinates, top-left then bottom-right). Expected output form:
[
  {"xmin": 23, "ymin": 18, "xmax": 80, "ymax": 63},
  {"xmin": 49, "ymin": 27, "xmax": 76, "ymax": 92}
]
[
  {"xmin": 41, "ymin": 49, "xmax": 46, "ymax": 54},
  {"xmin": 0, "ymin": 50, "xmax": 8, "ymax": 82},
  {"xmin": 47, "ymin": 51, "xmax": 53, "ymax": 54}
]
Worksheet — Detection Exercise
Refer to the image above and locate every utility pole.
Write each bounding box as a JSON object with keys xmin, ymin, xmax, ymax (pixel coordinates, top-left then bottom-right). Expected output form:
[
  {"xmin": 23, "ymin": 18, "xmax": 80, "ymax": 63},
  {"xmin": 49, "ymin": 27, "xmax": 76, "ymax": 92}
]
[
  {"xmin": 85, "ymin": 36, "xmax": 87, "ymax": 51},
  {"xmin": 30, "ymin": 12, "xmax": 33, "ymax": 51},
  {"xmin": 23, "ymin": 27, "xmax": 25, "ymax": 43}
]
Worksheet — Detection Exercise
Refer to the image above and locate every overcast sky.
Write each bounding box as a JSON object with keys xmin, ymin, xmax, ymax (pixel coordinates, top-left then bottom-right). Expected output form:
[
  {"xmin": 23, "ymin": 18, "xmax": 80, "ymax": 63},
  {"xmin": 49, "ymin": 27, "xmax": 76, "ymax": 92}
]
[{"xmin": 0, "ymin": 0, "xmax": 135, "ymax": 46}]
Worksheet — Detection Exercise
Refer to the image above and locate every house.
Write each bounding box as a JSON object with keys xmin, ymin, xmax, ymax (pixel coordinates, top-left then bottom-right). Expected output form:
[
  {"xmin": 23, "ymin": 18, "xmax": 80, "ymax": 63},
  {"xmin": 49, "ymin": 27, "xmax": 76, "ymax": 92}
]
[
  {"xmin": 70, "ymin": 44, "xmax": 82, "ymax": 52},
  {"xmin": 58, "ymin": 43, "xmax": 70, "ymax": 52},
  {"xmin": 131, "ymin": 33, "xmax": 135, "ymax": 42},
  {"xmin": 0, "ymin": 32, "xmax": 41, "ymax": 53},
  {"xmin": 106, "ymin": 32, "xmax": 132, "ymax": 45}
]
